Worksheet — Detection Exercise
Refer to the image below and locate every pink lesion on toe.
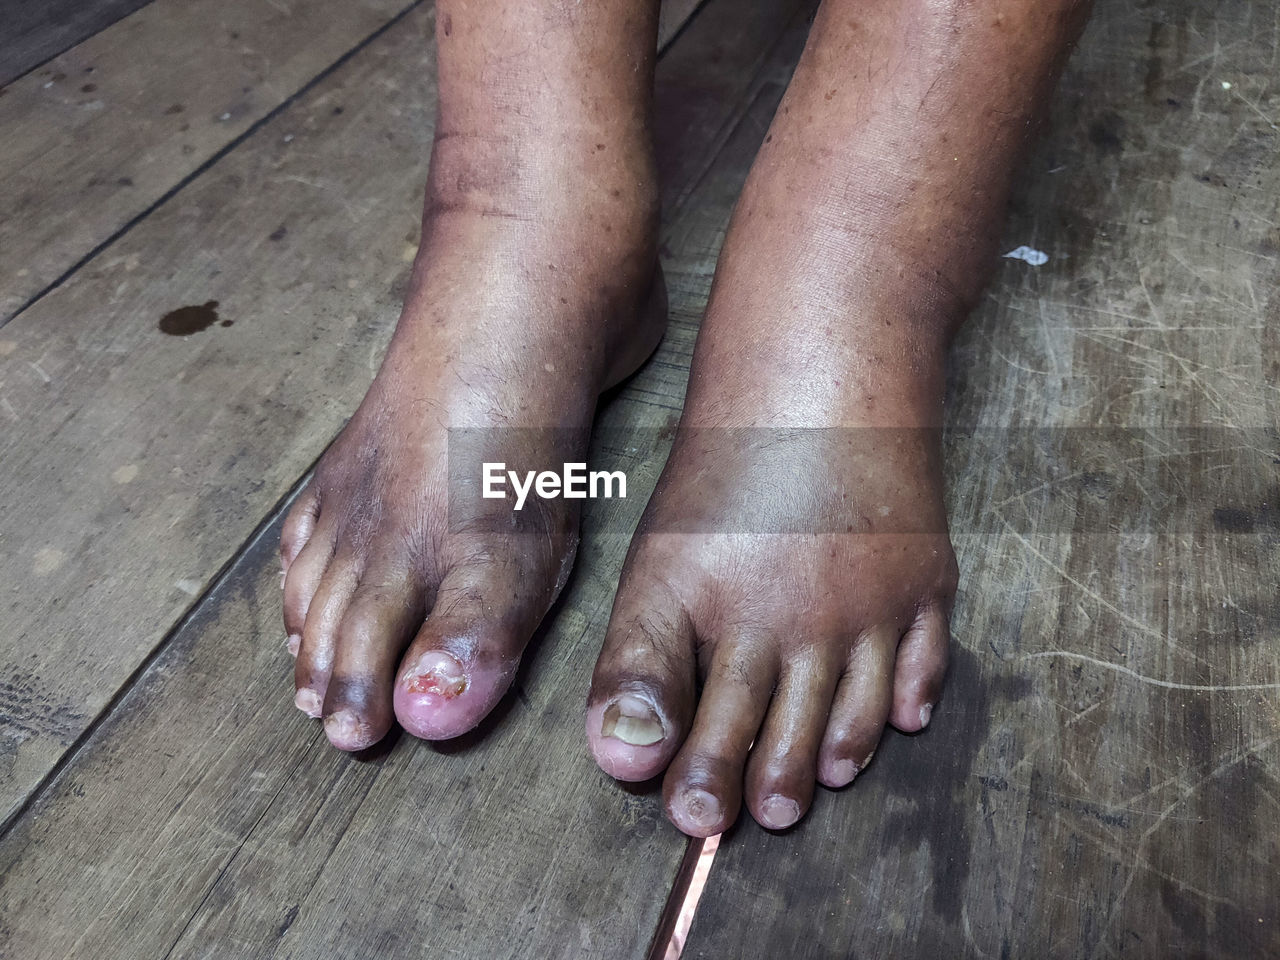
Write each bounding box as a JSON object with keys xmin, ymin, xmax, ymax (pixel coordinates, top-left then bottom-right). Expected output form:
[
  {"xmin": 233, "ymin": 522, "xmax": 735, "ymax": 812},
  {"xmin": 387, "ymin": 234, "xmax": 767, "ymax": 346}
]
[
  {"xmin": 405, "ymin": 670, "xmax": 468, "ymax": 698},
  {"xmin": 402, "ymin": 651, "xmax": 469, "ymax": 700}
]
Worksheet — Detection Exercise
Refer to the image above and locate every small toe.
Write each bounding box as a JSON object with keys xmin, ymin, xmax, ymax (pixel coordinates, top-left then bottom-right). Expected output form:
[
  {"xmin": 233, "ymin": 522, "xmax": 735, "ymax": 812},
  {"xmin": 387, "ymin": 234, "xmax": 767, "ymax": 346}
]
[
  {"xmin": 889, "ymin": 604, "xmax": 950, "ymax": 733},
  {"xmin": 280, "ymin": 483, "xmax": 321, "ymax": 576},
  {"xmin": 745, "ymin": 647, "xmax": 841, "ymax": 829},
  {"xmin": 817, "ymin": 627, "xmax": 895, "ymax": 788},
  {"xmin": 294, "ymin": 551, "xmax": 360, "ymax": 716},
  {"xmin": 587, "ymin": 571, "xmax": 696, "ymax": 782},
  {"xmin": 281, "ymin": 516, "xmax": 334, "ymax": 652},
  {"xmin": 662, "ymin": 639, "xmax": 775, "ymax": 837},
  {"xmin": 322, "ymin": 561, "xmax": 427, "ymax": 751}
]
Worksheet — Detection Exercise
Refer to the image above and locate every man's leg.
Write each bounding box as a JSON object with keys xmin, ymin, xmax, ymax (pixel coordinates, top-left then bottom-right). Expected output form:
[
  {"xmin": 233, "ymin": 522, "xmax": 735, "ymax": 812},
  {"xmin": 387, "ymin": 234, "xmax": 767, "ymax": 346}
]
[
  {"xmin": 281, "ymin": 0, "xmax": 665, "ymax": 750},
  {"xmin": 588, "ymin": 0, "xmax": 1092, "ymax": 834}
]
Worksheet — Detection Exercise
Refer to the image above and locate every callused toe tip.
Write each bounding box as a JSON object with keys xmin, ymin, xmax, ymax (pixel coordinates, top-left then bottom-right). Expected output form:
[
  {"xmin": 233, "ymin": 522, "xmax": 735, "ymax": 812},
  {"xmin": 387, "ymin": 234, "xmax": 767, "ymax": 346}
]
[
  {"xmin": 286, "ymin": 634, "xmax": 300, "ymax": 657},
  {"xmin": 294, "ymin": 687, "xmax": 322, "ymax": 718},
  {"xmin": 600, "ymin": 695, "xmax": 664, "ymax": 746},
  {"xmin": 919, "ymin": 702, "xmax": 933, "ymax": 729},
  {"xmin": 324, "ymin": 709, "xmax": 369, "ymax": 750},
  {"xmin": 759, "ymin": 794, "xmax": 801, "ymax": 830},
  {"xmin": 675, "ymin": 788, "xmax": 722, "ymax": 833},
  {"xmin": 827, "ymin": 757, "xmax": 860, "ymax": 787}
]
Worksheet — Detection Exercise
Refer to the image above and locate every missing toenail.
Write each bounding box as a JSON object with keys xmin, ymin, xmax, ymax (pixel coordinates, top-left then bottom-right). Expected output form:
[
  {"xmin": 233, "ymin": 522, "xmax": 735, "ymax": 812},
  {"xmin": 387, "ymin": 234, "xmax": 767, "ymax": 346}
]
[
  {"xmin": 404, "ymin": 652, "xmax": 468, "ymax": 699},
  {"xmin": 919, "ymin": 703, "xmax": 933, "ymax": 729},
  {"xmin": 286, "ymin": 634, "xmax": 300, "ymax": 656},
  {"xmin": 294, "ymin": 688, "xmax": 322, "ymax": 718},
  {"xmin": 760, "ymin": 795, "xmax": 801, "ymax": 830},
  {"xmin": 680, "ymin": 789, "xmax": 722, "ymax": 829},
  {"xmin": 601, "ymin": 696, "xmax": 663, "ymax": 746}
]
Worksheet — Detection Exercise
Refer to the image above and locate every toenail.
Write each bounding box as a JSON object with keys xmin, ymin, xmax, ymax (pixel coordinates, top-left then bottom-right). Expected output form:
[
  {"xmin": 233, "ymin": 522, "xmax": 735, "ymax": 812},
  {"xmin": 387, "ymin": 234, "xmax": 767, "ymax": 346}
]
[
  {"xmin": 679, "ymin": 788, "xmax": 722, "ymax": 830},
  {"xmin": 294, "ymin": 688, "xmax": 322, "ymax": 718},
  {"xmin": 325, "ymin": 709, "xmax": 363, "ymax": 746},
  {"xmin": 601, "ymin": 695, "xmax": 664, "ymax": 746},
  {"xmin": 759, "ymin": 795, "xmax": 801, "ymax": 830},
  {"xmin": 829, "ymin": 758, "xmax": 860, "ymax": 787},
  {"xmin": 404, "ymin": 651, "xmax": 468, "ymax": 699},
  {"xmin": 919, "ymin": 703, "xmax": 933, "ymax": 729},
  {"xmin": 286, "ymin": 634, "xmax": 300, "ymax": 656}
]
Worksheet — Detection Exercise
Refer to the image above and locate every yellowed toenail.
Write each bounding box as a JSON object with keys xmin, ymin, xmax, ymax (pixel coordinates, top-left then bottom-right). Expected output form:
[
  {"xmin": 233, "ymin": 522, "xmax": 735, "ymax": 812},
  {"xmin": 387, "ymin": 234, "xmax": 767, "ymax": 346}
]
[
  {"xmin": 404, "ymin": 651, "xmax": 467, "ymax": 698},
  {"xmin": 760, "ymin": 795, "xmax": 801, "ymax": 830},
  {"xmin": 601, "ymin": 695, "xmax": 663, "ymax": 746},
  {"xmin": 681, "ymin": 788, "xmax": 721, "ymax": 829},
  {"xmin": 919, "ymin": 703, "xmax": 933, "ymax": 729},
  {"xmin": 294, "ymin": 688, "xmax": 322, "ymax": 718},
  {"xmin": 286, "ymin": 634, "xmax": 301, "ymax": 656}
]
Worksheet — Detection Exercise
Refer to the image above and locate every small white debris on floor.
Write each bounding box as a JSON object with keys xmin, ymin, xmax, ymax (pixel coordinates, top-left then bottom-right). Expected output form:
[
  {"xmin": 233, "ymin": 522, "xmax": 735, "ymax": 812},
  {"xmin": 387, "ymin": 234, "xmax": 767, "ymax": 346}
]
[
  {"xmin": 1003, "ymin": 245, "xmax": 1049, "ymax": 267},
  {"xmin": 175, "ymin": 579, "xmax": 202, "ymax": 597},
  {"xmin": 32, "ymin": 547, "xmax": 66, "ymax": 576},
  {"xmin": 1221, "ymin": 80, "xmax": 1233, "ymax": 89}
]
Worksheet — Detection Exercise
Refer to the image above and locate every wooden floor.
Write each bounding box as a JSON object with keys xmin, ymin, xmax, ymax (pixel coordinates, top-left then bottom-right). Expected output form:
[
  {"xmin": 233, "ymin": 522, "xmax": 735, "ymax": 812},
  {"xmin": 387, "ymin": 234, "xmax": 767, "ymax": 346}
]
[{"xmin": 0, "ymin": 0, "xmax": 1276, "ymax": 957}]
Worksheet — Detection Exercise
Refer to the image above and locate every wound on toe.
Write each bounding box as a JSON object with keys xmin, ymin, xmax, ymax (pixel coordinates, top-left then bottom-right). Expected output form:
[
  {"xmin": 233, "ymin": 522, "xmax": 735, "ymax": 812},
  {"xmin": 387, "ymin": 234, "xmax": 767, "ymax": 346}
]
[{"xmin": 405, "ymin": 661, "xmax": 468, "ymax": 698}]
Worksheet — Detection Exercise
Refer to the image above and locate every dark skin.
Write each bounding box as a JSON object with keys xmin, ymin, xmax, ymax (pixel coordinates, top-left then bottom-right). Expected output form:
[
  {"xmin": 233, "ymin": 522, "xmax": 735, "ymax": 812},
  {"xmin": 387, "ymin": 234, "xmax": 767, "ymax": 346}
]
[{"xmin": 281, "ymin": 0, "xmax": 1093, "ymax": 836}]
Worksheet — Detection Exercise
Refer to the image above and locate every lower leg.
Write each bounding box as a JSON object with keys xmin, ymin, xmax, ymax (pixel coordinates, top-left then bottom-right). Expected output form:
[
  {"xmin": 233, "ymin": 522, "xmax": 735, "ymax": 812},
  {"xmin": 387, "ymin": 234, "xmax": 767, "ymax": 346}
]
[
  {"xmin": 282, "ymin": 0, "xmax": 665, "ymax": 749},
  {"xmin": 589, "ymin": 0, "xmax": 1091, "ymax": 834}
]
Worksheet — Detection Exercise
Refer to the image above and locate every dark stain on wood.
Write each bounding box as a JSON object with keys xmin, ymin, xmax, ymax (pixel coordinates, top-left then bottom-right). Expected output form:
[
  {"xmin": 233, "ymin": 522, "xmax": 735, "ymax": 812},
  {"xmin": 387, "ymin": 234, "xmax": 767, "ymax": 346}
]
[{"xmin": 158, "ymin": 300, "xmax": 225, "ymax": 335}]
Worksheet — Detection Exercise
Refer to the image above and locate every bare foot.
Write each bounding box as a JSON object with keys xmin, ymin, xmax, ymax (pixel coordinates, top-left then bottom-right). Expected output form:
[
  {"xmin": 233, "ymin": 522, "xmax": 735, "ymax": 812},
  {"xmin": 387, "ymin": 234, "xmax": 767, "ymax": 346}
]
[
  {"xmin": 281, "ymin": 0, "xmax": 665, "ymax": 750},
  {"xmin": 586, "ymin": 0, "xmax": 1090, "ymax": 834}
]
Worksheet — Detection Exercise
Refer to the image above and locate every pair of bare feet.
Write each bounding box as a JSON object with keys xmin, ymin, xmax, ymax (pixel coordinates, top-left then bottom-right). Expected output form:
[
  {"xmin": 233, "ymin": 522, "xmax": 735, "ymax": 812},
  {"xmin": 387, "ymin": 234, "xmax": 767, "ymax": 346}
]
[{"xmin": 279, "ymin": 0, "xmax": 1089, "ymax": 836}]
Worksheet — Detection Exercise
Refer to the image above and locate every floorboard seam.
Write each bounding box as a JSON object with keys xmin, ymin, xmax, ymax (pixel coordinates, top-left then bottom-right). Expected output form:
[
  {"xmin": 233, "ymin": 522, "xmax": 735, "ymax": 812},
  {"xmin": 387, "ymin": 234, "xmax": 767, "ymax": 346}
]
[{"xmin": 0, "ymin": 0, "xmax": 429, "ymax": 330}]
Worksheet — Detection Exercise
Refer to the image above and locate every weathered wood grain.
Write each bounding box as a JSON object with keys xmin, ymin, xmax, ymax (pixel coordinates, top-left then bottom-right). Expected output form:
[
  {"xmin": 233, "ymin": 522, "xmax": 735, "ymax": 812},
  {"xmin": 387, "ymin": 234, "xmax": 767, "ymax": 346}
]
[
  {"xmin": 683, "ymin": 1, "xmax": 1280, "ymax": 957},
  {"xmin": 0, "ymin": 0, "xmax": 704, "ymax": 327},
  {"xmin": 0, "ymin": 1, "xmax": 813, "ymax": 956},
  {"xmin": 0, "ymin": 0, "xmax": 151, "ymax": 87},
  {"xmin": 0, "ymin": 0, "xmax": 420, "ymax": 323}
]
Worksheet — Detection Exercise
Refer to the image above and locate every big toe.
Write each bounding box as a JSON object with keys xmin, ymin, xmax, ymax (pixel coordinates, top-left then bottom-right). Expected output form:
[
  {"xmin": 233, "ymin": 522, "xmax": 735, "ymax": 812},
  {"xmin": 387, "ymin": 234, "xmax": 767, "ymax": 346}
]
[
  {"xmin": 393, "ymin": 559, "xmax": 546, "ymax": 740},
  {"xmin": 586, "ymin": 569, "xmax": 696, "ymax": 782}
]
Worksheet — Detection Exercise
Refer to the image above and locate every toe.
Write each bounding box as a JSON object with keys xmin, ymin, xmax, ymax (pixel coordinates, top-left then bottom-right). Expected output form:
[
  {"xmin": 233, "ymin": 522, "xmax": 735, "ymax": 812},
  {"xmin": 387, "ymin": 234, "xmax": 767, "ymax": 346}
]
[
  {"xmin": 392, "ymin": 556, "xmax": 544, "ymax": 740},
  {"xmin": 744, "ymin": 647, "xmax": 841, "ymax": 829},
  {"xmin": 889, "ymin": 604, "xmax": 950, "ymax": 733},
  {"xmin": 587, "ymin": 570, "xmax": 696, "ymax": 782},
  {"xmin": 322, "ymin": 560, "xmax": 427, "ymax": 751},
  {"xmin": 817, "ymin": 627, "xmax": 895, "ymax": 788},
  {"xmin": 280, "ymin": 483, "xmax": 321, "ymax": 577},
  {"xmin": 662, "ymin": 639, "xmax": 775, "ymax": 838},
  {"xmin": 282, "ymin": 516, "xmax": 335, "ymax": 657},
  {"xmin": 294, "ymin": 551, "xmax": 361, "ymax": 718}
]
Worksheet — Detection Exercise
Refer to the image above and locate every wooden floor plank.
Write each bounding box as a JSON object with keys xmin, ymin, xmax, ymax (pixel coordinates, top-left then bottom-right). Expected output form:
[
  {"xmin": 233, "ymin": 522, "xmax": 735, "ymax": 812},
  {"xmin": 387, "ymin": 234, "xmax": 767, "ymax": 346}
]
[
  {"xmin": 0, "ymin": 2, "xmax": 812, "ymax": 954},
  {"xmin": 0, "ymin": 0, "xmax": 419, "ymax": 323},
  {"xmin": 683, "ymin": 1, "xmax": 1280, "ymax": 957},
  {"xmin": 0, "ymin": 0, "xmax": 705, "ymax": 328},
  {"xmin": 0, "ymin": 0, "xmax": 151, "ymax": 87}
]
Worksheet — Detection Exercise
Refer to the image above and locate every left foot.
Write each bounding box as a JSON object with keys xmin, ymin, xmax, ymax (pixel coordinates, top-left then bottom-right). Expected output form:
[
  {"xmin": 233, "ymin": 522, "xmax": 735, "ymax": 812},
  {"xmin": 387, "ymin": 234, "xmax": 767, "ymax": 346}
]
[
  {"xmin": 586, "ymin": 354, "xmax": 958, "ymax": 836},
  {"xmin": 586, "ymin": 0, "xmax": 1089, "ymax": 835}
]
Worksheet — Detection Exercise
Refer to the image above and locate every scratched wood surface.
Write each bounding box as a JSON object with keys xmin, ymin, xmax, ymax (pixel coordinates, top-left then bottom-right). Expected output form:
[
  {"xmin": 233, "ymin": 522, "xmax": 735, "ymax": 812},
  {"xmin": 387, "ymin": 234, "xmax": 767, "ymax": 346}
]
[
  {"xmin": 683, "ymin": 1, "xmax": 1280, "ymax": 958},
  {"xmin": 0, "ymin": 0, "xmax": 423, "ymax": 322},
  {"xmin": 0, "ymin": 0, "xmax": 719, "ymax": 830},
  {"xmin": 0, "ymin": 0, "xmax": 151, "ymax": 87},
  {"xmin": 0, "ymin": 0, "xmax": 813, "ymax": 956}
]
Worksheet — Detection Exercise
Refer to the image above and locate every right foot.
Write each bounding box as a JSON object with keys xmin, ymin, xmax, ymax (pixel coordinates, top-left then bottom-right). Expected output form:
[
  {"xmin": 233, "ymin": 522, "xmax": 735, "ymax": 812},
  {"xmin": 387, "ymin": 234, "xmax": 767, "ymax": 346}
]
[{"xmin": 280, "ymin": 0, "xmax": 664, "ymax": 750}]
